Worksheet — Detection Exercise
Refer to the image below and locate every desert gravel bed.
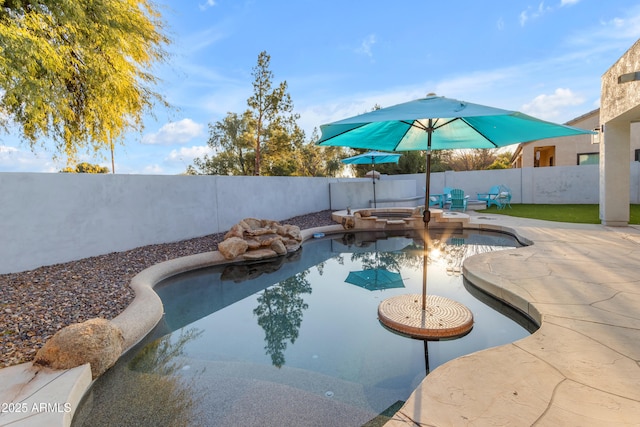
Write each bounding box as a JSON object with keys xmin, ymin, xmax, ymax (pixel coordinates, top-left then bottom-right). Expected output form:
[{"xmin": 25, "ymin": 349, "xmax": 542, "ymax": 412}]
[{"xmin": 0, "ymin": 210, "xmax": 336, "ymax": 369}]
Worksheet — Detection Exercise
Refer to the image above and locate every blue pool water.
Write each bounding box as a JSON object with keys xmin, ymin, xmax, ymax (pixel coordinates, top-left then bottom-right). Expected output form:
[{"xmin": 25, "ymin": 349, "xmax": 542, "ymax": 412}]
[{"xmin": 73, "ymin": 229, "xmax": 536, "ymax": 427}]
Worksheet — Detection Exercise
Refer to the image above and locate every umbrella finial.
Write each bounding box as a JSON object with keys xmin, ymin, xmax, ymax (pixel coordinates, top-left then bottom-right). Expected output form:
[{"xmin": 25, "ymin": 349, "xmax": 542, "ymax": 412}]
[{"xmin": 426, "ymin": 92, "xmax": 437, "ymax": 97}]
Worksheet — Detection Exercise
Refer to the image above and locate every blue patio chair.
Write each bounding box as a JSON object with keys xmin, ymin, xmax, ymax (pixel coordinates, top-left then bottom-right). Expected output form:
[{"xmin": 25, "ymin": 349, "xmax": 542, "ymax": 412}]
[
  {"xmin": 425, "ymin": 187, "xmax": 444, "ymax": 208},
  {"xmin": 477, "ymin": 185, "xmax": 502, "ymax": 208},
  {"xmin": 449, "ymin": 188, "xmax": 468, "ymax": 212},
  {"xmin": 495, "ymin": 185, "xmax": 512, "ymax": 210},
  {"xmin": 442, "ymin": 187, "xmax": 454, "ymax": 206},
  {"xmin": 429, "ymin": 194, "xmax": 444, "ymax": 208}
]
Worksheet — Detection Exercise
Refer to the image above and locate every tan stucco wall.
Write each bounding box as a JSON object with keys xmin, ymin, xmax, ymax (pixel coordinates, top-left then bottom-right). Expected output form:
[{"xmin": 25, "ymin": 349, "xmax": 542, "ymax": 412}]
[
  {"xmin": 599, "ymin": 38, "xmax": 640, "ymax": 226},
  {"xmin": 513, "ymin": 110, "xmax": 640, "ymax": 168},
  {"xmin": 601, "ymin": 38, "xmax": 640, "ymax": 124},
  {"xmin": 514, "ymin": 110, "xmax": 599, "ymax": 167}
]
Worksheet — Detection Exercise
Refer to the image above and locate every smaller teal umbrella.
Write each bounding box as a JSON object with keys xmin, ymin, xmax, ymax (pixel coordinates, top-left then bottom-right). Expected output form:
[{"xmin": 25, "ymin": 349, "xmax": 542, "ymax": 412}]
[
  {"xmin": 345, "ymin": 268, "xmax": 405, "ymax": 291},
  {"xmin": 341, "ymin": 151, "xmax": 401, "ymax": 208}
]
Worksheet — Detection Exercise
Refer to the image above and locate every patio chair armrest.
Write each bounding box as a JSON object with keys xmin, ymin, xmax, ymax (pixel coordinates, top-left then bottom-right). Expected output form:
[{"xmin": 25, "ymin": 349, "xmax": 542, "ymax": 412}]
[{"xmin": 477, "ymin": 192, "xmax": 497, "ymax": 199}]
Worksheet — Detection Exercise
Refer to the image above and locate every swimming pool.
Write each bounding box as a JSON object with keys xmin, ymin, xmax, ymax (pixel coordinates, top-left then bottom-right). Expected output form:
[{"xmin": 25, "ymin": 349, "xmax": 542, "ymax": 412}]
[{"xmin": 73, "ymin": 229, "xmax": 536, "ymax": 427}]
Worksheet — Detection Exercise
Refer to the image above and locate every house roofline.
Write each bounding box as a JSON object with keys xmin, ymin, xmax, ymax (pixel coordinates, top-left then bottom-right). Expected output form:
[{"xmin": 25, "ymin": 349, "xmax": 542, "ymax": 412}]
[{"xmin": 565, "ymin": 108, "xmax": 599, "ymax": 126}]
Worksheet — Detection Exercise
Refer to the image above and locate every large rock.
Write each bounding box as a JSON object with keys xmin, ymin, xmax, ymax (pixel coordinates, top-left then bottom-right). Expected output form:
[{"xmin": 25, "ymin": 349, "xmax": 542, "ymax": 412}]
[
  {"xmin": 224, "ymin": 223, "xmax": 245, "ymax": 240},
  {"xmin": 34, "ymin": 318, "xmax": 124, "ymax": 379},
  {"xmin": 218, "ymin": 218, "xmax": 304, "ymax": 261},
  {"xmin": 254, "ymin": 233, "xmax": 282, "ymax": 247},
  {"xmin": 271, "ymin": 239, "xmax": 287, "ymax": 255},
  {"xmin": 218, "ymin": 237, "xmax": 249, "ymax": 260}
]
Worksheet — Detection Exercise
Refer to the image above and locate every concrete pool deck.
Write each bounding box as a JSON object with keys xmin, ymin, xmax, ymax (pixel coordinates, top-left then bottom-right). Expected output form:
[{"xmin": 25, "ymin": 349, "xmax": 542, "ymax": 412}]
[
  {"xmin": 2, "ymin": 213, "xmax": 640, "ymax": 426},
  {"xmin": 388, "ymin": 213, "xmax": 640, "ymax": 426}
]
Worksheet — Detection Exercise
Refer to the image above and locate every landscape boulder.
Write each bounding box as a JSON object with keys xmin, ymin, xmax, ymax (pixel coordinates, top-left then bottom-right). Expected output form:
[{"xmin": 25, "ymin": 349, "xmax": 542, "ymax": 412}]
[
  {"xmin": 218, "ymin": 236, "xmax": 249, "ymax": 260},
  {"xmin": 218, "ymin": 218, "xmax": 303, "ymax": 261},
  {"xmin": 34, "ymin": 318, "xmax": 124, "ymax": 379}
]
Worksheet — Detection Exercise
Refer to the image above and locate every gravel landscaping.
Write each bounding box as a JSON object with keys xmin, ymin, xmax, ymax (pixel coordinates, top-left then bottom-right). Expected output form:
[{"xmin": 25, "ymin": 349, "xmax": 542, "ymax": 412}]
[{"xmin": 0, "ymin": 210, "xmax": 336, "ymax": 368}]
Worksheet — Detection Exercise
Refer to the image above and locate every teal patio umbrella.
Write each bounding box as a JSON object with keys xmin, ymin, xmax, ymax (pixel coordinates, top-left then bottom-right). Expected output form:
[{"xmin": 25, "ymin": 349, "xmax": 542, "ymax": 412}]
[
  {"xmin": 318, "ymin": 94, "xmax": 594, "ymax": 312},
  {"xmin": 341, "ymin": 151, "xmax": 401, "ymax": 208},
  {"xmin": 319, "ymin": 94, "xmax": 594, "ymax": 225}
]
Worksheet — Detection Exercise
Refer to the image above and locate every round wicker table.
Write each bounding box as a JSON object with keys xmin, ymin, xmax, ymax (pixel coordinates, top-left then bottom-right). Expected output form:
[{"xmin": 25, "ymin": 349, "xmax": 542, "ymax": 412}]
[{"xmin": 378, "ymin": 294, "xmax": 473, "ymax": 339}]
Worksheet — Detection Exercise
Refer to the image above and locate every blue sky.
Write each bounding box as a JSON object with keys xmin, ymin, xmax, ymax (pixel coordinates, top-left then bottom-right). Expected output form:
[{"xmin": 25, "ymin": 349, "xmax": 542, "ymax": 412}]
[{"xmin": 1, "ymin": 0, "xmax": 640, "ymax": 174}]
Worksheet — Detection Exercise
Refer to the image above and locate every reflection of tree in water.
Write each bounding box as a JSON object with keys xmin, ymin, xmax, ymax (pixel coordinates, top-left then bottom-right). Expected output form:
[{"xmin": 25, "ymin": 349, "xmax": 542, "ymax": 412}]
[
  {"xmin": 129, "ymin": 328, "xmax": 203, "ymax": 374},
  {"xmin": 73, "ymin": 328, "xmax": 204, "ymax": 427},
  {"xmin": 253, "ymin": 270, "xmax": 312, "ymax": 368}
]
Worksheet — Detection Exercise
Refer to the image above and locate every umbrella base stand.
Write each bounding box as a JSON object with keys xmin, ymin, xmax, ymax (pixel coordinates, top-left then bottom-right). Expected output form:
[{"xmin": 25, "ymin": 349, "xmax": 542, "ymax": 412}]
[{"xmin": 378, "ymin": 294, "xmax": 473, "ymax": 340}]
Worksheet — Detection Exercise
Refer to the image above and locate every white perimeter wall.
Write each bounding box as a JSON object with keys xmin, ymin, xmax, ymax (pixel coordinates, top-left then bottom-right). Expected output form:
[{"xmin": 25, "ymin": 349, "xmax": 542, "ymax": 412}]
[
  {"xmin": 0, "ymin": 173, "xmax": 330, "ymax": 274},
  {"xmin": 2, "ymin": 162, "xmax": 640, "ymax": 274},
  {"xmin": 384, "ymin": 163, "xmax": 640, "ymax": 206}
]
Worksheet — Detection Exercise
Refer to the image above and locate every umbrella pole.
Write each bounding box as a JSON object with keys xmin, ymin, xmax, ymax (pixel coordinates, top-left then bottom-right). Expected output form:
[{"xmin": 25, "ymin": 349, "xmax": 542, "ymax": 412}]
[
  {"xmin": 422, "ymin": 120, "xmax": 433, "ymax": 310},
  {"xmin": 372, "ymin": 162, "xmax": 376, "ymax": 208}
]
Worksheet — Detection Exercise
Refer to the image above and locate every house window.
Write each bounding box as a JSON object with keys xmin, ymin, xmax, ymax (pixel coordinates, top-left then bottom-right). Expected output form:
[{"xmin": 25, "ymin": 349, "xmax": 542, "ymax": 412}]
[
  {"xmin": 635, "ymin": 149, "xmax": 640, "ymax": 162},
  {"xmin": 577, "ymin": 153, "xmax": 599, "ymax": 165}
]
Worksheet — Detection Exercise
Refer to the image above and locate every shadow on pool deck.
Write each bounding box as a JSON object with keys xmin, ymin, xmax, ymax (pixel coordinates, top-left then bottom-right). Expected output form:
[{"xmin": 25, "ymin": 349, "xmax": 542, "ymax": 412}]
[{"xmin": 2, "ymin": 214, "xmax": 640, "ymax": 426}]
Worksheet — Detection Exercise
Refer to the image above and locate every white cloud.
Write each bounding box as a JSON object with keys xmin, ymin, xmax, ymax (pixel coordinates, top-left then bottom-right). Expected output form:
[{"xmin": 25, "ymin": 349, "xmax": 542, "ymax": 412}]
[
  {"xmin": 142, "ymin": 119, "xmax": 205, "ymax": 146},
  {"xmin": 604, "ymin": 12, "xmax": 640, "ymax": 40},
  {"xmin": 0, "ymin": 145, "xmax": 59, "ymax": 172},
  {"xmin": 520, "ymin": 2, "xmax": 554, "ymax": 26},
  {"xmin": 560, "ymin": 0, "xmax": 580, "ymax": 6},
  {"xmin": 521, "ymin": 88, "xmax": 585, "ymax": 121},
  {"xmin": 198, "ymin": 0, "xmax": 216, "ymax": 11},
  {"xmin": 356, "ymin": 34, "xmax": 376, "ymax": 58},
  {"xmin": 141, "ymin": 164, "xmax": 165, "ymax": 175},
  {"xmin": 519, "ymin": 10, "xmax": 529, "ymax": 27},
  {"xmin": 178, "ymin": 26, "xmax": 229, "ymax": 56},
  {"xmin": 164, "ymin": 145, "xmax": 214, "ymax": 166}
]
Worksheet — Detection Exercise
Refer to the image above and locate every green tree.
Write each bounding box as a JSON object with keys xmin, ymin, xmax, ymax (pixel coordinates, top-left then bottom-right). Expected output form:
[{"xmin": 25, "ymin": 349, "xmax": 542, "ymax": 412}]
[
  {"xmin": 260, "ymin": 117, "xmax": 304, "ymax": 176},
  {"xmin": 0, "ymin": 0, "xmax": 170, "ymax": 164},
  {"xmin": 190, "ymin": 111, "xmax": 255, "ymax": 175},
  {"xmin": 295, "ymin": 129, "xmax": 346, "ymax": 177},
  {"xmin": 247, "ymin": 51, "xmax": 297, "ymax": 176},
  {"xmin": 487, "ymin": 151, "xmax": 513, "ymax": 169},
  {"xmin": 446, "ymin": 148, "xmax": 501, "ymax": 171},
  {"xmin": 190, "ymin": 52, "xmax": 347, "ymax": 177},
  {"xmin": 60, "ymin": 162, "xmax": 109, "ymax": 173}
]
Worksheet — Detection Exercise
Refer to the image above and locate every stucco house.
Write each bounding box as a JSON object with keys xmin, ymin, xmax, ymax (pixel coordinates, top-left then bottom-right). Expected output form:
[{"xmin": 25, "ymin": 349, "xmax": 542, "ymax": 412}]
[{"xmin": 510, "ymin": 108, "xmax": 640, "ymax": 168}]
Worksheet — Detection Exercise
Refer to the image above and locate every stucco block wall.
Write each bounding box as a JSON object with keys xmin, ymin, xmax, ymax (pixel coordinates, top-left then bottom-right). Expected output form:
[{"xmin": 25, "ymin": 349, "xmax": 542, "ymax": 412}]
[
  {"xmin": 3, "ymin": 163, "xmax": 640, "ymax": 274},
  {"xmin": 329, "ymin": 179, "xmax": 416, "ymax": 209},
  {"xmin": 0, "ymin": 173, "xmax": 330, "ymax": 274}
]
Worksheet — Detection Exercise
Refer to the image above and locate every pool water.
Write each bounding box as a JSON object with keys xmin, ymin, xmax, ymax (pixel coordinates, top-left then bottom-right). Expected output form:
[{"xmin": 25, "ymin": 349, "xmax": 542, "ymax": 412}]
[{"xmin": 73, "ymin": 229, "xmax": 536, "ymax": 427}]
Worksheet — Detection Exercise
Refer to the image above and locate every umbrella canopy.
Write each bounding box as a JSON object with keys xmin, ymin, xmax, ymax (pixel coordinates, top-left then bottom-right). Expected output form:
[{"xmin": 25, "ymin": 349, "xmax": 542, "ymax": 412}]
[
  {"xmin": 318, "ymin": 95, "xmax": 593, "ymax": 151},
  {"xmin": 341, "ymin": 150, "xmax": 401, "ymax": 207},
  {"xmin": 341, "ymin": 150, "xmax": 401, "ymax": 165},
  {"xmin": 345, "ymin": 268, "xmax": 405, "ymax": 291}
]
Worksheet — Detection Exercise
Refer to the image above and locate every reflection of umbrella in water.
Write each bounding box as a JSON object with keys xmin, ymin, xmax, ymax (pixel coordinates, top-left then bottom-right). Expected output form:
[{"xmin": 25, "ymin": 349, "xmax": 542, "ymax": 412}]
[
  {"xmin": 319, "ymin": 94, "xmax": 594, "ymax": 339},
  {"xmin": 341, "ymin": 151, "xmax": 401, "ymax": 208},
  {"xmin": 345, "ymin": 268, "xmax": 404, "ymax": 291}
]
